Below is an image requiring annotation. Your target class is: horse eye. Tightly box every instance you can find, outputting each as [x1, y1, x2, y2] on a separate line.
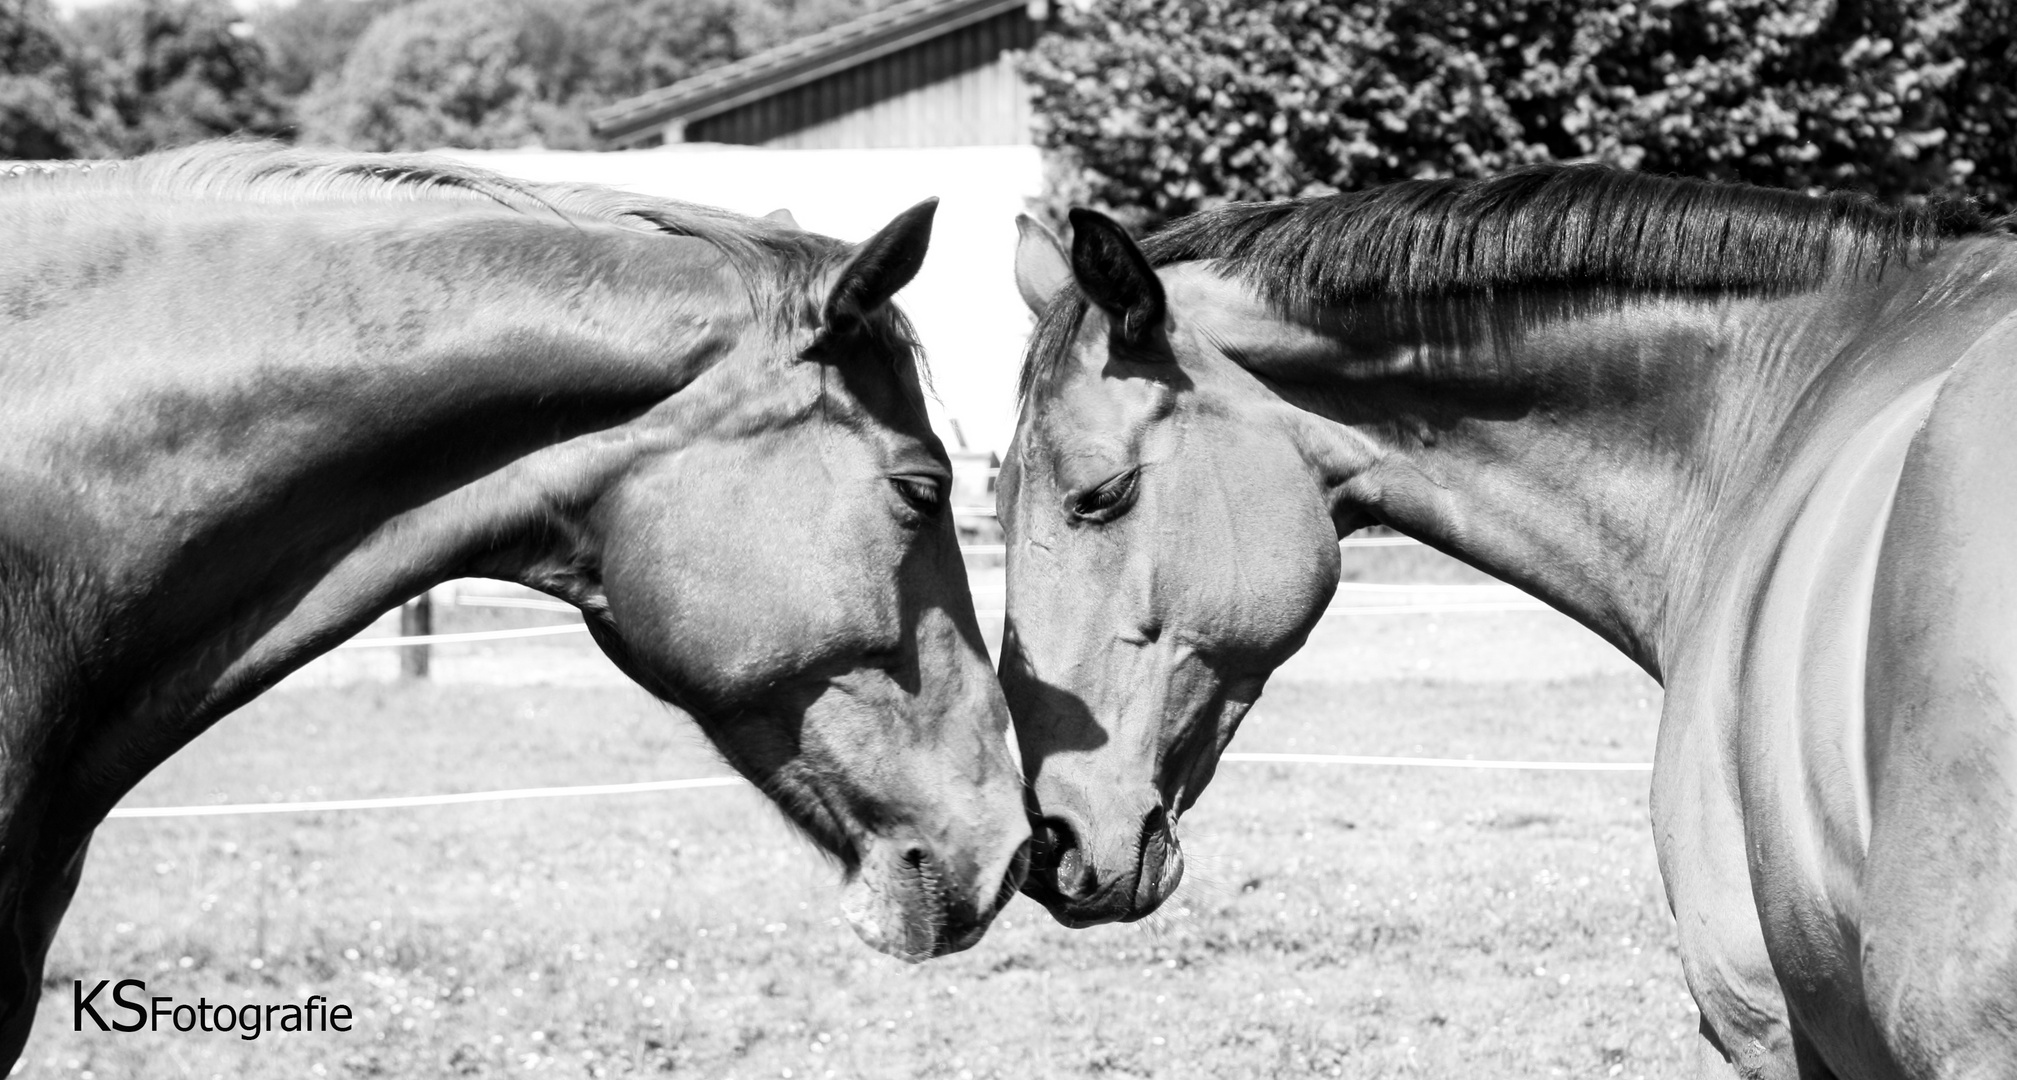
[1071, 468, 1139, 522]
[892, 476, 944, 513]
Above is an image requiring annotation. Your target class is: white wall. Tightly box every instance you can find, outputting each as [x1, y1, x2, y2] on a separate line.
[441, 144, 1044, 457]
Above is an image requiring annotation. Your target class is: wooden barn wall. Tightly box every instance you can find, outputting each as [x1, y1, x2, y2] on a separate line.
[686, 9, 1039, 148]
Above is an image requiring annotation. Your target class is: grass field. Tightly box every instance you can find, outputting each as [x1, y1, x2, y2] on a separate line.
[22, 549, 1697, 1079]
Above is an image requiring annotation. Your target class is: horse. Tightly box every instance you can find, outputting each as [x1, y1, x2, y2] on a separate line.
[0, 140, 1031, 1066]
[999, 166, 2017, 1079]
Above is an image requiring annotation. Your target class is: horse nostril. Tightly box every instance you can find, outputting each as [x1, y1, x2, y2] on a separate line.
[1056, 845, 1086, 895]
[1031, 817, 1095, 899]
[1030, 817, 1069, 869]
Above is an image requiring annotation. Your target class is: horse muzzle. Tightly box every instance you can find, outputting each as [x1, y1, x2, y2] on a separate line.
[1022, 804, 1185, 927]
[840, 834, 1031, 961]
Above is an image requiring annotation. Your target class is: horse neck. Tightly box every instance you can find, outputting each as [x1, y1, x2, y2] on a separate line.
[1284, 253, 2006, 679]
[8, 208, 766, 720]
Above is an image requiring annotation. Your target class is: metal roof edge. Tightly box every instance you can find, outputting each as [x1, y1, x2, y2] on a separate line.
[590, 0, 1032, 141]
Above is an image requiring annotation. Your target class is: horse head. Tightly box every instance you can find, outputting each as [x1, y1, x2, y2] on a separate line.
[997, 211, 1343, 926]
[569, 201, 1030, 958]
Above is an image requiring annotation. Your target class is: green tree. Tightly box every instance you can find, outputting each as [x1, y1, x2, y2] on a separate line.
[1023, 0, 2016, 230]
[569, 0, 743, 106]
[0, 0, 110, 158]
[251, 0, 415, 101]
[732, 0, 901, 54]
[565, 0, 904, 117]
[297, 0, 580, 150]
[73, 0, 288, 154]
[292, 0, 905, 151]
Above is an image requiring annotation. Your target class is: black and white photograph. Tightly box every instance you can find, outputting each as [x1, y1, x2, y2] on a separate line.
[2, 0, 2014, 1075]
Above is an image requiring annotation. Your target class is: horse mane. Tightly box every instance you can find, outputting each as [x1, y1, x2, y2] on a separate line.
[4, 140, 852, 320]
[1146, 164, 1990, 306]
[1021, 165, 1995, 401]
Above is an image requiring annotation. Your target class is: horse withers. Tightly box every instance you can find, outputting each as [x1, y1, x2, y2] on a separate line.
[1001, 169, 2017, 1078]
[0, 143, 1029, 1065]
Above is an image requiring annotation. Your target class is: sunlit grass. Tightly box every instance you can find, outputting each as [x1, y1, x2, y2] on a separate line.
[20, 657, 1700, 1079]
[25, 545, 1685, 1078]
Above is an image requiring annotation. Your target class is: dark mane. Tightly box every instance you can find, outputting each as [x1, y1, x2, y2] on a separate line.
[1148, 164, 1987, 306]
[1021, 165, 1993, 401]
[5, 140, 853, 327]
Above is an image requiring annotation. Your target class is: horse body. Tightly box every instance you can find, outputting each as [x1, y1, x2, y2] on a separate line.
[0, 143, 1029, 1067]
[1003, 169, 2017, 1077]
[1646, 249, 2017, 1079]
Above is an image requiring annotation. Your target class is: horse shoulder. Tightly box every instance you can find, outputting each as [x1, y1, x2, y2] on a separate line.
[1826, 309, 2017, 1071]
[1865, 310, 2017, 777]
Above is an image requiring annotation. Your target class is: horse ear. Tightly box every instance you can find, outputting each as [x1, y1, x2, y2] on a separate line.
[1067, 208, 1165, 347]
[1014, 213, 1071, 315]
[822, 198, 937, 332]
[763, 208, 800, 228]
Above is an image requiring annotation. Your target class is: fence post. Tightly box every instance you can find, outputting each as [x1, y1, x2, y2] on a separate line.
[400, 593, 432, 679]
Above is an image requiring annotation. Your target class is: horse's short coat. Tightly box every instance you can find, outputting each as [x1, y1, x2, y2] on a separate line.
[1003, 166, 2017, 1078]
[0, 142, 1029, 1068]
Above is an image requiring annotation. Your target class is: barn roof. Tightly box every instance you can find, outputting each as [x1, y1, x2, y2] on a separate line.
[589, 0, 1036, 144]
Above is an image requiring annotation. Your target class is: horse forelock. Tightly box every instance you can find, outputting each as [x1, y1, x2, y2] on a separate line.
[1017, 166, 2001, 400]
[1016, 286, 1091, 408]
[865, 302, 930, 388]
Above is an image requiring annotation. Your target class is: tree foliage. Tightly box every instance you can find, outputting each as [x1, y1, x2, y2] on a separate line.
[72, 0, 288, 154]
[5, 0, 901, 159]
[564, 0, 895, 108]
[252, 0, 414, 101]
[295, 0, 899, 151]
[1023, 0, 2017, 229]
[568, 0, 744, 107]
[1943, 0, 2015, 213]
[0, 0, 110, 158]
[296, 0, 581, 150]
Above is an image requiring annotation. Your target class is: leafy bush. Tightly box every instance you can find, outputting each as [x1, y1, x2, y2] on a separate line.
[1944, 0, 2015, 213]
[1022, 0, 2017, 230]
